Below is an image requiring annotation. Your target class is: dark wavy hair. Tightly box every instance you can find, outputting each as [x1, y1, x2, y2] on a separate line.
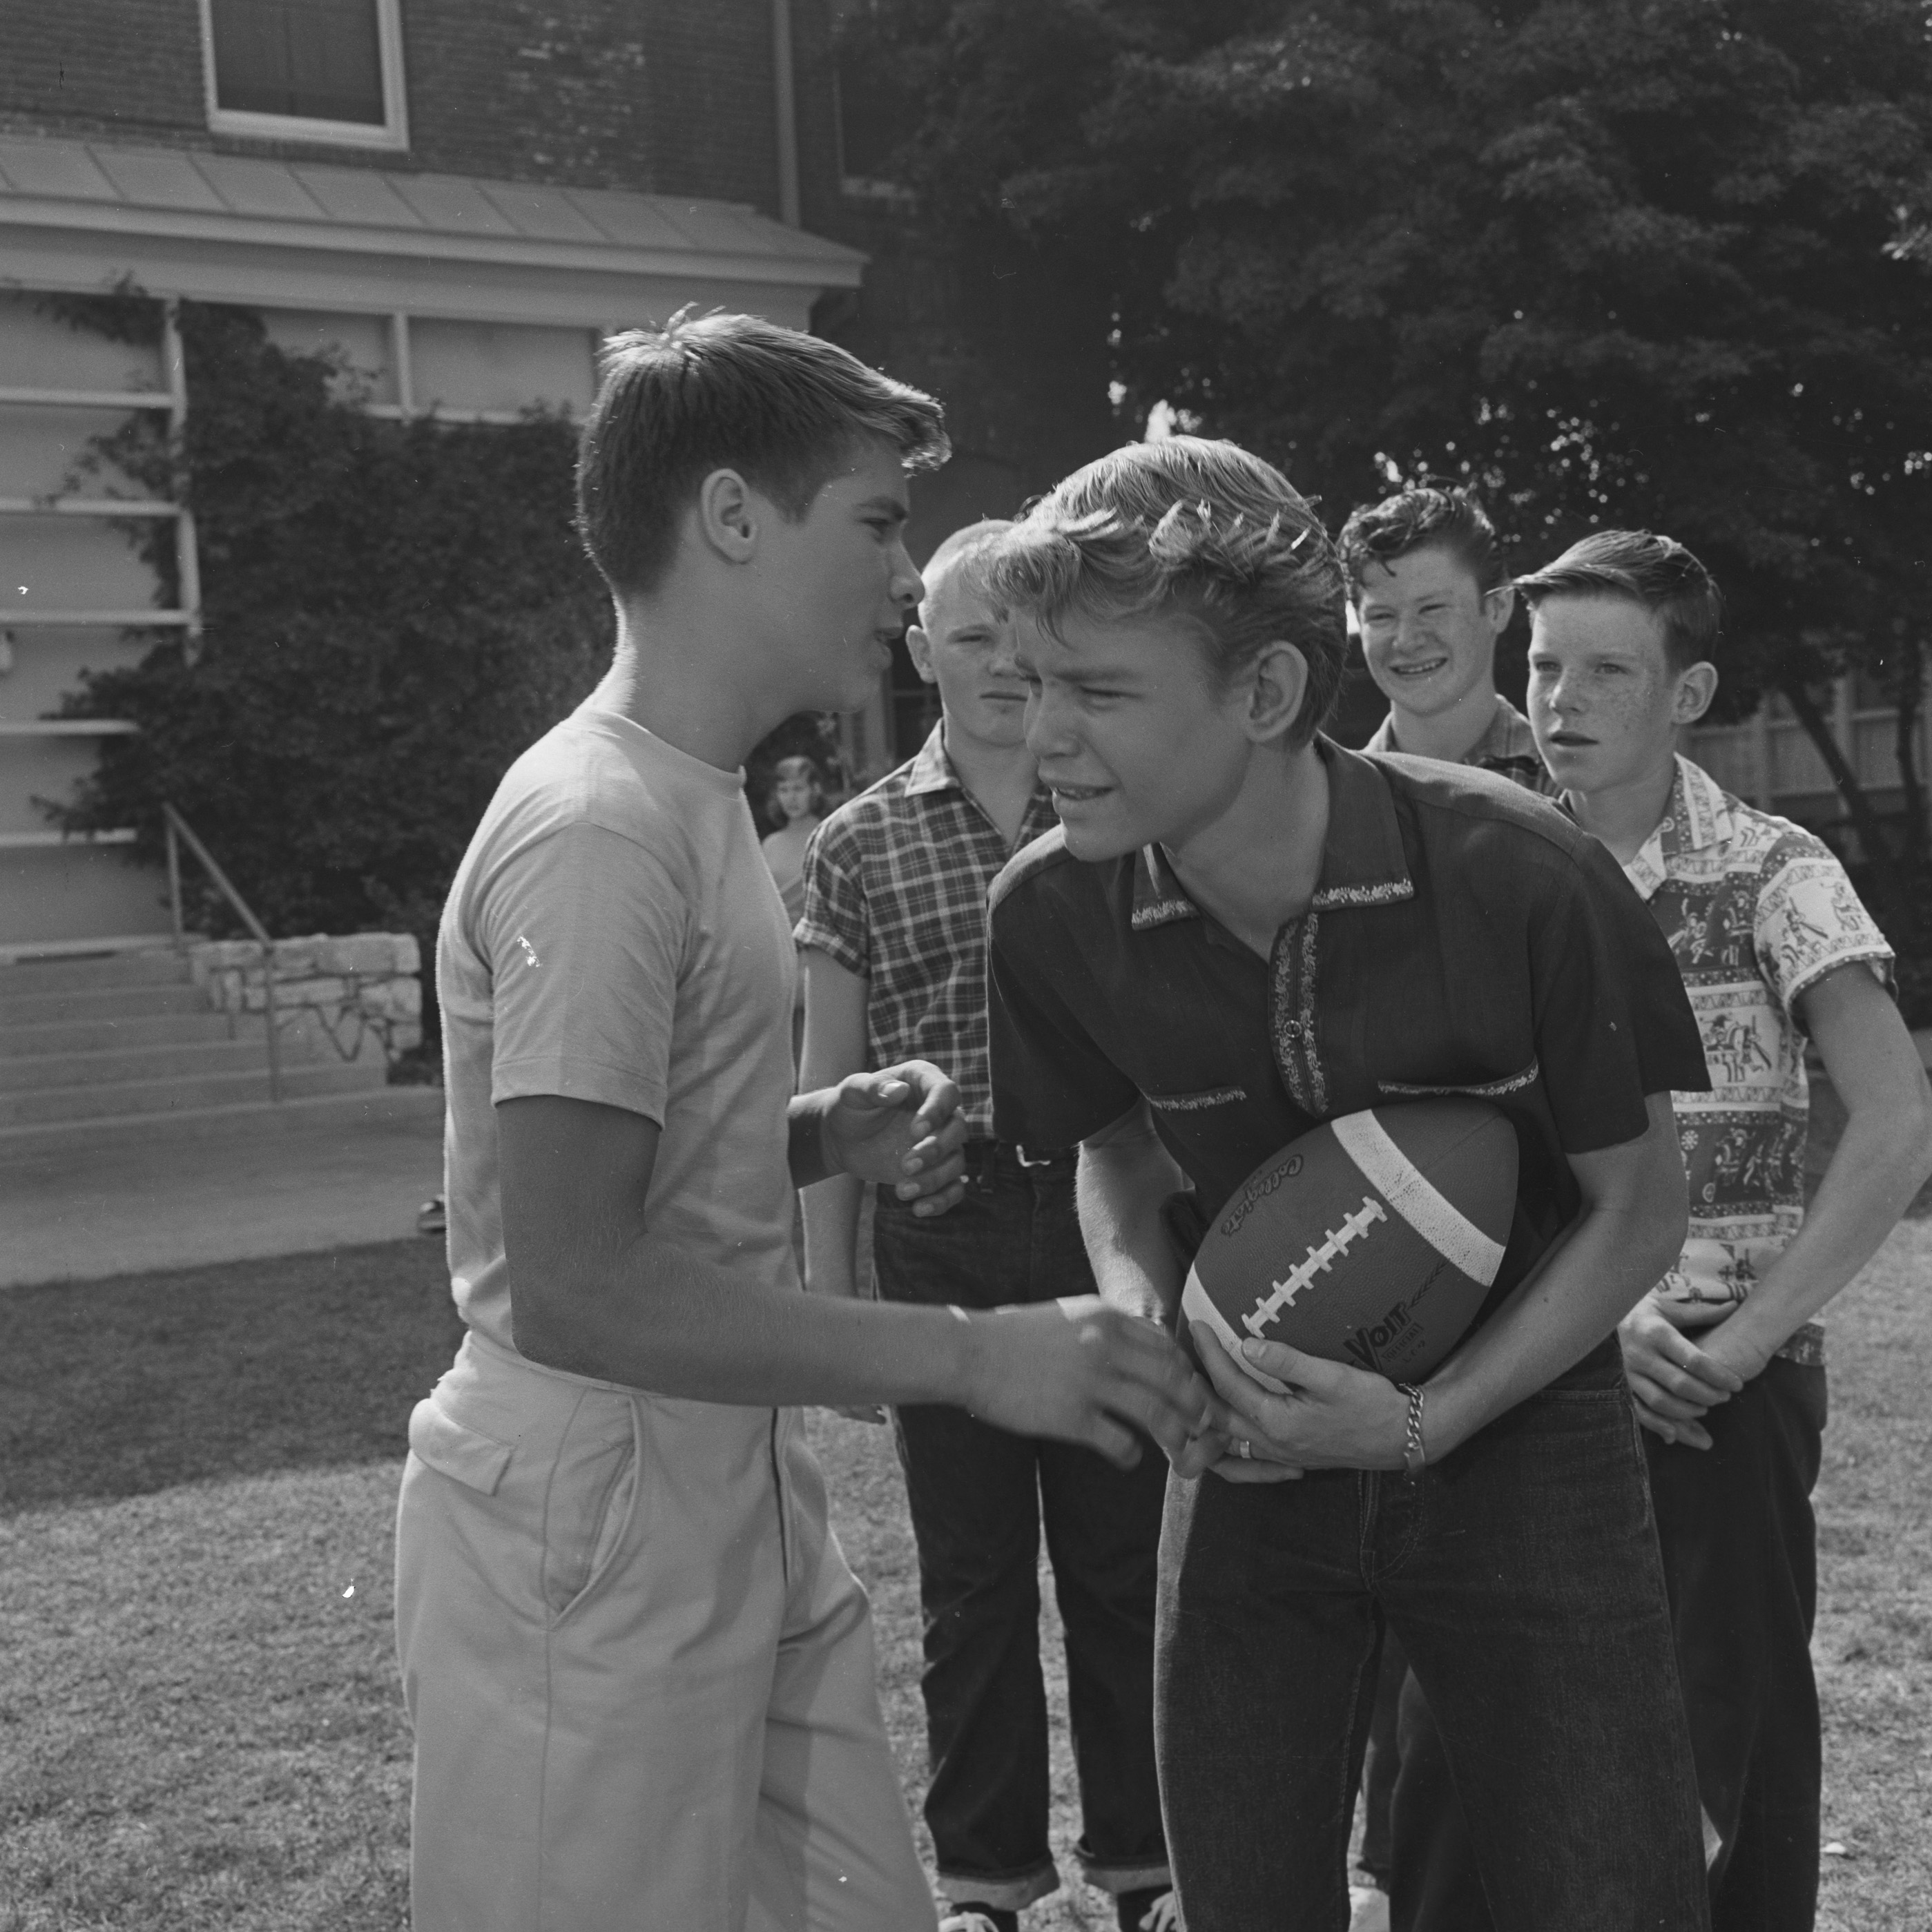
[1337, 483, 1506, 598]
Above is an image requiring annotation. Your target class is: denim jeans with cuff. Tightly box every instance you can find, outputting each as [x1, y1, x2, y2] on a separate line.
[1156, 1342, 1710, 1932]
[873, 1143, 1170, 1913]
[1389, 1355, 1826, 1932]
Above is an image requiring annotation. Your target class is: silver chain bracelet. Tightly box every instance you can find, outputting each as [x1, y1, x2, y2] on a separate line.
[1395, 1382, 1428, 1480]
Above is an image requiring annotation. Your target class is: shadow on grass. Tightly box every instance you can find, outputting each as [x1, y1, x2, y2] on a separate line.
[0, 1240, 463, 1516]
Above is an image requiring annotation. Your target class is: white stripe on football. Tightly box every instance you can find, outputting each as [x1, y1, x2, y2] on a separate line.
[1184, 1099, 1518, 1385]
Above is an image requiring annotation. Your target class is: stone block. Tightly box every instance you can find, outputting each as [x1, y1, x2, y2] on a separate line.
[279, 975, 348, 1010]
[327, 933, 407, 976]
[362, 977, 423, 1020]
[193, 939, 262, 973]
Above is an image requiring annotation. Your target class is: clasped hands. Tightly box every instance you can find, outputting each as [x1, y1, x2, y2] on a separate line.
[1619, 1290, 1763, 1449]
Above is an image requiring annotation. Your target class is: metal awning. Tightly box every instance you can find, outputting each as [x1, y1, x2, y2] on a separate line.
[0, 137, 864, 329]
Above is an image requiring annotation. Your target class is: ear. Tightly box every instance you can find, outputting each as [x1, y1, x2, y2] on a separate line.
[905, 625, 939, 685]
[1483, 583, 1516, 635]
[1673, 661, 1719, 727]
[1244, 641, 1311, 745]
[693, 468, 760, 563]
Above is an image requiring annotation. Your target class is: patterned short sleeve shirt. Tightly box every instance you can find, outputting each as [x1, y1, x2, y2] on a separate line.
[1623, 757, 1893, 1348]
[795, 723, 1059, 1139]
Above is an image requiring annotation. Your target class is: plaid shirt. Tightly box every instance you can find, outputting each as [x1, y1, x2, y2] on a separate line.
[796, 724, 1059, 1138]
[1621, 757, 1893, 1363]
[1364, 695, 1554, 793]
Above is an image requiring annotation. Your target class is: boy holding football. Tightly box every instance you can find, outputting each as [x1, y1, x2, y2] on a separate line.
[1391, 531, 1932, 1932]
[796, 520, 1175, 1932]
[394, 315, 1213, 1932]
[1340, 483, 1549, 793]
[983, 436, 1714, 1931]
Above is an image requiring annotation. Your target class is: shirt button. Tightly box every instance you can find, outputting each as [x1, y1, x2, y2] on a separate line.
[1282, 1020, 1305, 1041]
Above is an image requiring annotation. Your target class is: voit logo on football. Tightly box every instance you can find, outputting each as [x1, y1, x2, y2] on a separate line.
[1342, 1295, 1424, 1374]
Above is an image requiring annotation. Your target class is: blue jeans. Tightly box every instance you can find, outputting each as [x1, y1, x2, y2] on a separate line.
[1391, 1357, 1826, 1932]
[1155, 1344, 1710, 1932]
[873, 1146, 1170, 1912]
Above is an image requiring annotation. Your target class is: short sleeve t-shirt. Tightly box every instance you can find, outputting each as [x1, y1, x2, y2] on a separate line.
[437, 705, 800, 1354]
[987, 741, 1710, 1332]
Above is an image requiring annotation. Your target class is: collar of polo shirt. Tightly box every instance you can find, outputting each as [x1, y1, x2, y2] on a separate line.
[1129, 737, 1418, 933]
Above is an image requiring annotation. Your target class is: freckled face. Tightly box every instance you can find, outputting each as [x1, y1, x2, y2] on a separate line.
[1527, 595, 1683, 794]
[1017, 609, 1254, 861]
[1354, 546, 1509, 719]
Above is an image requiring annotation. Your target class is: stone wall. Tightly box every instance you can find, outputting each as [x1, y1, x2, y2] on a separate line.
[189, 933, 421, 1070]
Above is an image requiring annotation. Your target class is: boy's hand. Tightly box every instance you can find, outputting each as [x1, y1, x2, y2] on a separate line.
[958, 1297, 1216, 1471]
[820, 1061, 968, 1215]
[1618, 1293, 1746, 1449]
[1191, 1325, 1407, 1474]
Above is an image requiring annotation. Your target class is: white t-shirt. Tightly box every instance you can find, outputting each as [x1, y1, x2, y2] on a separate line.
[437, 704, 800, 1356]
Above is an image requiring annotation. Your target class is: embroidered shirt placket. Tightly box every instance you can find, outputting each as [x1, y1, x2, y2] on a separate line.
[1269, 914, 1328, 1116]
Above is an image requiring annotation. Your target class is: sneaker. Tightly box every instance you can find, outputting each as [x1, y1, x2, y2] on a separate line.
[938, 1910, 1017, 1932]
[1119, 1888, 1180, 1932]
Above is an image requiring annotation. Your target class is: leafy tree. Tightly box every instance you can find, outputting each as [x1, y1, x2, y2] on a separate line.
[50, 300, 610, 989]
[856, 0, 1932, 976]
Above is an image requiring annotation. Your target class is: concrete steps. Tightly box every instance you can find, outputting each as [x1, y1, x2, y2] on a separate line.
[0, 1034, 276, 1092]
[0, 945, 388, 1152]
[0, 1010, 244, 1057]
[0, 1057, 379, 1127]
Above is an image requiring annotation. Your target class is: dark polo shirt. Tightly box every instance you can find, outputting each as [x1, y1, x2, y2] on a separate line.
[987, 740, 1710, 1332]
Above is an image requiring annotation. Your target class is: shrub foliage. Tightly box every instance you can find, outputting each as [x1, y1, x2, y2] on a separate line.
[52, 299, 612, 954]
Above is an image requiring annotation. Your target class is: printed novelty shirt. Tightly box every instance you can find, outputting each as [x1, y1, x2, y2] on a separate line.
[1622, 757, 1893, 1355]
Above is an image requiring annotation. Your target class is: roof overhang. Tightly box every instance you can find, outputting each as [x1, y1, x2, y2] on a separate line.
[0, 138, 865, 331]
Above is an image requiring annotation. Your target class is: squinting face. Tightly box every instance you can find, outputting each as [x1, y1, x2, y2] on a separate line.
[760, 441, 925, 713]
[1017, 608, 1254, 861]
[908, 573, 1029, 751]
[1527, 595, 1683, 795]
[1354, 545, 1508, 719]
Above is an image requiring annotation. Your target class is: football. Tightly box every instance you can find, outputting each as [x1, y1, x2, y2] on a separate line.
[1180, 1099, 1517, 1389]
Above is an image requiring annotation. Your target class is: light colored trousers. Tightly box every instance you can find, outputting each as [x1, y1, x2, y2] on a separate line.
[394, 1329, 936, 1931]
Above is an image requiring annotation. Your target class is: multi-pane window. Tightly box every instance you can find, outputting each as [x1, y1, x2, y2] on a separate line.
[201, 0, 407, 148]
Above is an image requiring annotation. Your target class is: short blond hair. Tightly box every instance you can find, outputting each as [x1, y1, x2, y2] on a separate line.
[918, 518, 1014, 624]
[986, 438, 1346, 744]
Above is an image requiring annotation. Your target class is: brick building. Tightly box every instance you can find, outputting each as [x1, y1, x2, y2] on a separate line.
[0, 0, 885, 955]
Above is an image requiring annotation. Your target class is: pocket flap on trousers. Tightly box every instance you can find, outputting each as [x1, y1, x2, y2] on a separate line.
[408, 1398, 513, 1496]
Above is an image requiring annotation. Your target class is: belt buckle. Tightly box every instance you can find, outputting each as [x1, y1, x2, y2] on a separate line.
[1014, 1143, 1056, 1169]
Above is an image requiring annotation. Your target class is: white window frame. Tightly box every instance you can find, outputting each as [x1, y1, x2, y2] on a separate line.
[198, 0, 409, 152]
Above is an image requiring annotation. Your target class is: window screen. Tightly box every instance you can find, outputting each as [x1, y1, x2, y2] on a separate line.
[210, 0, 386, 125]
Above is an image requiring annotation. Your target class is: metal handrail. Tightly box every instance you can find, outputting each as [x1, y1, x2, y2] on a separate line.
[162, 802, 282, 1103]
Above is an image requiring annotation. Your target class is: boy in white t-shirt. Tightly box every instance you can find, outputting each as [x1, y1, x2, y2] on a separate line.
[394, 314, 1216, 1932]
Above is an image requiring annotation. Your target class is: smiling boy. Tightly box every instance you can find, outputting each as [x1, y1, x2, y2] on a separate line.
[797, 520, 1175, 1932]
[982, 438, 1717, 1931]
[394, 318, 1212, 1932]
[1341, 484, 1547, 790]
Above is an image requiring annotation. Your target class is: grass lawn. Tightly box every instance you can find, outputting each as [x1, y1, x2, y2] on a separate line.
[1, 1225, 1926, 1930]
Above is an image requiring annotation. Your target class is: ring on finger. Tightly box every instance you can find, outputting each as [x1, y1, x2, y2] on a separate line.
[1236, 1438, 1253, 1460]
